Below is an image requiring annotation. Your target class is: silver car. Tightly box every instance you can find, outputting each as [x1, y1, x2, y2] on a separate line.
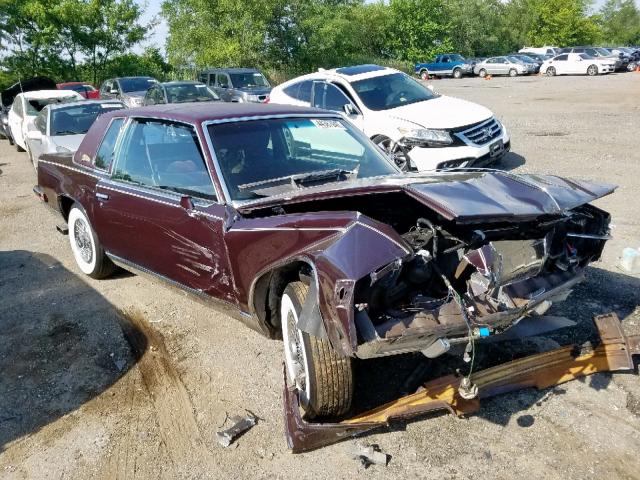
[473, 57, 529, 77]
[24, 99, 125, 169]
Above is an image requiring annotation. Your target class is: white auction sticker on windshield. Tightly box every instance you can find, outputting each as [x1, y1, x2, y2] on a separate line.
[101, 103, 121, 108]
[311, 119, 345, 129]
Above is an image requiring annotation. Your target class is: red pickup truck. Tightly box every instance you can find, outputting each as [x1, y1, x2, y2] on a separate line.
[34, 102, 614, 419]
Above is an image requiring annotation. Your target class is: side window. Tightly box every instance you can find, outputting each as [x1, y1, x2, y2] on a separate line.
[144, 88, 155, 105]
[283, 81, 312, 103]
[112, 120, 216, 201]
[94, 118, 124, 170]
[13, 98, 23, 117]
[556, 54, 568, 61]
[312, 82, 351, 112]
[217, 74, 229, 88]
[442, 56, 450, 63]
[153, 88, 165, 104]
[34, 109, 47, 133]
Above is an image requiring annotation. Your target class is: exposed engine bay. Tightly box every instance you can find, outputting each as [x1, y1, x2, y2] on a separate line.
[352, 203, 611, 359]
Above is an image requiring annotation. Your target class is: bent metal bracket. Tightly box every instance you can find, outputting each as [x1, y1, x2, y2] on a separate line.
[283, 313, 640, 453]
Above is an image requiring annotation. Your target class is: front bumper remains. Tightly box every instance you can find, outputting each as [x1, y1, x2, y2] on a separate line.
[283, 313, 639, 453]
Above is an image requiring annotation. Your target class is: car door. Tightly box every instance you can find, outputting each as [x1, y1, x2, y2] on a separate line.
[495, 57, 509, 75]
[8, 96, 24, 146]
[553, 54, 569, 74]
[93, 117, 235, 302]
[100, 80, 115, 100]
[215, 74, 232, 102]
[311, 81, 365, 131]
[26, 107, 48, 161]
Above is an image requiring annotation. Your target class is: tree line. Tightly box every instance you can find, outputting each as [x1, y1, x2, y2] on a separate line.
[1, 0, 639, 89]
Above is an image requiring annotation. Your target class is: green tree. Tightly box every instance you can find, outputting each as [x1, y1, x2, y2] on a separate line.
[444, 0, 506, 56]
[386, 0, 452, 62]
[0, 0, 151, 84]
[598, 0, 640, 45]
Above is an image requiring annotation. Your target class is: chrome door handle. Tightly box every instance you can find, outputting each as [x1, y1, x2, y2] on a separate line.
[96, 192, 110, 201]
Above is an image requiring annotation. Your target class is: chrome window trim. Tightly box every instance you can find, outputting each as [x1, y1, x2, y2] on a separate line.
[83, 115, 127, 173]
[100, 180, 222, 216]
[201, 112, 344, 205]
[107, 115, 222, 203]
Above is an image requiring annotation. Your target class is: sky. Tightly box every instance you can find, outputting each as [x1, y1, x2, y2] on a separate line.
[134, 0, 168, 54]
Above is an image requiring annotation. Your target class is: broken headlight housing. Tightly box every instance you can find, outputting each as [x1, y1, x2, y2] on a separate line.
[398, 127, 452, 147]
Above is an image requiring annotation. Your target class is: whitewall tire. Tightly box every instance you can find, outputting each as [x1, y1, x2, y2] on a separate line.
[68, 204, 115, 279]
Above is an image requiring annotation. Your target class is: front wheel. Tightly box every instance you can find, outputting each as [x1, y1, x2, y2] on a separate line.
[509, 68, 518, 77]
[587, 64, 598, 76]
[546, 66, 556, 76]
[419, 69, 429, 80]
[281, 281, 353, 418]
[16, 141, 25, 152]
[68, 204, 116, 279]
[372, 135, 410, 171]
[452, 68, 462, 79]
[478, 68, 487, 78]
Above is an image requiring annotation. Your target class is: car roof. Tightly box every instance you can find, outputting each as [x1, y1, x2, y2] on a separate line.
[57, 81, 91, 86]
[201, 68, 261, 74]
[280, 65, 399, 86]
[19, 90, 81, 100]
[95, 102, 335, 124]
[48, 99, 125, 111]
[159, 81, 206, 87]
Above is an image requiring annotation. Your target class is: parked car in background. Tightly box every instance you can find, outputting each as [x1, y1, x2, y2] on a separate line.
[519, 46, 560, 56]
[269, 64, 510, 170]
[414, 54, 474, 79]
[605, 47, 638, 71]
[560, 47, 624, 71]
[24, 99, 125, 169]
[473, 57, 529, 77]
[34, 102, 614, 419]
[143, 81, 220, 106]
[198, 68, 271, 103]
[1, 77, 57, 145]
[8, 90, 83, 152]
[99, 77, 158, 107]
[57, 82, 100, 99]
[509, 53, 542, 72]
[542, 53, 615, 76]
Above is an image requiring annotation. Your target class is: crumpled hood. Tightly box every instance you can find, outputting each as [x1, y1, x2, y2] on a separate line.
[385, 95, 493, 129]
[238, 171, 616, 223]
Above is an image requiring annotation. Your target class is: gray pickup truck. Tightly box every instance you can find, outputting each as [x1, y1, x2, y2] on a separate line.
[198, 68, 271, 103]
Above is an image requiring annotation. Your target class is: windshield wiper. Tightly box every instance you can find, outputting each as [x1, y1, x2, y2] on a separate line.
[237, 167, 359, 195]
[54, 130, 83, 136]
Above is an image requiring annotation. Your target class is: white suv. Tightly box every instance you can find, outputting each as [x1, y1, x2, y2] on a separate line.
[268, 64, 510, 171]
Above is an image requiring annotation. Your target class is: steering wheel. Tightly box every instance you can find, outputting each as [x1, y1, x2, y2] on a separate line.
[388, 90, 410, 104]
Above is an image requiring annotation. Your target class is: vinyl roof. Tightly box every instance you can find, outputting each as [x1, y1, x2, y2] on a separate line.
[97, 102, 333, 124]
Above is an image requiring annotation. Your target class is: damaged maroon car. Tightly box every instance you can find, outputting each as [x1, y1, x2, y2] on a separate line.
[34, 103, 614, 418]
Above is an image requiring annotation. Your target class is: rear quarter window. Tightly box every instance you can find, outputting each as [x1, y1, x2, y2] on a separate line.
[94, 118, 124, 170]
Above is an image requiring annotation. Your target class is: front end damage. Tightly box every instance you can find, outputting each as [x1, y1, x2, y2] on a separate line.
[284, 313, 640, 452]
[351, 203, 611, 359]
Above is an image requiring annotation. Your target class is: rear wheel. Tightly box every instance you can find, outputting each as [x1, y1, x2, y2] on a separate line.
[419, 69, 429, 80]
[587, 64, 598, 76]
[281, 281, 353, 418]
[16, 141, 24, 152]
[68, 204, 116, 279]
[546, 66, 556, 76]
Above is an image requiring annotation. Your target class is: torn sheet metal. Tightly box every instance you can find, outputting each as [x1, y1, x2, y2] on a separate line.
[284, 313, 639, 453]
[216, 413, 257, 447]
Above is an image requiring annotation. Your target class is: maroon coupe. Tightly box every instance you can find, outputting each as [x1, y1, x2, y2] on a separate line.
[35, 103, 614, 418]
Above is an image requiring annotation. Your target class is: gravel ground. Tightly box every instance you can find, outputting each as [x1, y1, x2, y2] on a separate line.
[1, 73, 639, 480]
